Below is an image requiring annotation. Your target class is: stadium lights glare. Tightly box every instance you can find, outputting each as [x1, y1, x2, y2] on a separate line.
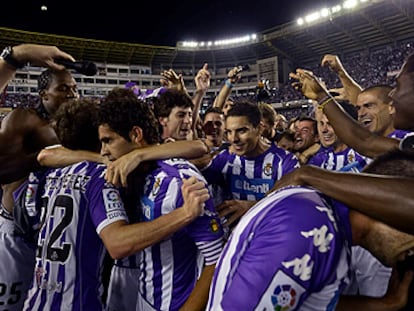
[178, 34, 258, 50]
[297, 0, 371, 26]
[343, 0, 358, 9]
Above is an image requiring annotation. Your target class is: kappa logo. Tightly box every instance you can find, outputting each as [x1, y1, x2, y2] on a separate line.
[301, 225, 334, 253]
[282, 254, 313, 281]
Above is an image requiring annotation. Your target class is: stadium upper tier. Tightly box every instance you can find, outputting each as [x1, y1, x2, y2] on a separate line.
[0, 0, 413, 69]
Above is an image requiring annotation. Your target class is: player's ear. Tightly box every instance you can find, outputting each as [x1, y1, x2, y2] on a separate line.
[159, 116, 168, 127]
[130, 126, 143, 143]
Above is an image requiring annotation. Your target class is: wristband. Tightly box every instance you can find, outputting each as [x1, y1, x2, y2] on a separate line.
[0, 46, 25, 69]
[225, 79, 234, 89]
[317, 96, 334, 111]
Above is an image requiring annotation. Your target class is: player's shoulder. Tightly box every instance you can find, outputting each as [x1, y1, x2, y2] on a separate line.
[2, 107, 45, 129]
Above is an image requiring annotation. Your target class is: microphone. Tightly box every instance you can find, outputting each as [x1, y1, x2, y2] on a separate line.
[235, 64, 250, 74]
[55, 59, 98, 76]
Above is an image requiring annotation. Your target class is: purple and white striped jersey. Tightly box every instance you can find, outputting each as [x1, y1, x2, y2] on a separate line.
[387, 129, 412, 140]
[23, 161, 128, 311]
[138, 158, 224, 311]
[207, 186, 352, 311]
[202, 144, 300, 201]
[308, 146, 368, 172]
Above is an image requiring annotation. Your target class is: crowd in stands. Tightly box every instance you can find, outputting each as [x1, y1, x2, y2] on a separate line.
[1, 40, 413, 125]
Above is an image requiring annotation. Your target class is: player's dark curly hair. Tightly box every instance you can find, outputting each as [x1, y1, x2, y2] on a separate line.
[53, 99, 100, 152]
[37, 69, 54, 93]
[99, 88, 160, 144]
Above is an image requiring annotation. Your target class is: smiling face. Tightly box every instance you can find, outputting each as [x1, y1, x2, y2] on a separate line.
[293, 119, 318, 152]
[356, 90, 394, 137]
[224, 115, 261, 157]
[315, 110, 338, 148]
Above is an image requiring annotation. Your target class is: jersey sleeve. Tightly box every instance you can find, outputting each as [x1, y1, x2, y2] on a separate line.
[281, 150, 301, 175]
[201, 149, 229, 186]
[86, 167, 128, 234]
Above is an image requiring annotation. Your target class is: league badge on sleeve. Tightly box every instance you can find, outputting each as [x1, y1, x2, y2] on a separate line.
[255, 270, 305, 311]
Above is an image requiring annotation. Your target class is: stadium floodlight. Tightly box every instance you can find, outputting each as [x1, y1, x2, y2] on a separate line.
[343, 0, 358, 9]
[182, 41, 198, 48]
[178, 34, 258, 50]
[320, 8, 330, 17]
[305, 12, 321, 23]
[331, 5, 342, 13]
[296, 0, 375, 27]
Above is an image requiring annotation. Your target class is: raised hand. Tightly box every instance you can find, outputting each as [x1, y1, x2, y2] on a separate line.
[194, 63, 210, 92]
[227, 66, 242, 83]
[13, 44, 75, 71]
[321, 54, 346, 73]
[105, 149, 143, 187]
[161, 68, 186, 93]
[289, 68, 329, 101]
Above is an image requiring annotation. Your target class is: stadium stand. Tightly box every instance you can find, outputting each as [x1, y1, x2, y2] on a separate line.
[0, 0, 413, 122]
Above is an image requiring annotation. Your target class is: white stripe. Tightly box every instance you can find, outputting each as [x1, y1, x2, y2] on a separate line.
[160, 240, 174, 310]
[245, 159, 254, 179]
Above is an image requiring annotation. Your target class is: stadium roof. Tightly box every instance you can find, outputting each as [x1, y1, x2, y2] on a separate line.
[0, 0, 413, 68]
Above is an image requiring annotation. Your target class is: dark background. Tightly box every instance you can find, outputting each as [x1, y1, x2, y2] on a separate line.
[3, 0, 333, 45]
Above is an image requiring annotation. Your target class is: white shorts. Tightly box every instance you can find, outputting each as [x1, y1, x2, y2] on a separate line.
[0, 214, 36, 311]
[106, 265, 140, 311]
[136, 293, 157, 311]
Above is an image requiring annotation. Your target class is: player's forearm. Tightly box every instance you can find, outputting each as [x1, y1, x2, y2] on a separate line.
[104, 208, 195, 259]
[299, 166, 414, 235]
[37, 146, 104, 167]
[138, 140, 208, 162]
[180, 265, 216, 311]
[337, 70, 363, 105]
[0, 60, 17, 93]
[213, 84, 232, 109]
[192, 89, 205, 121]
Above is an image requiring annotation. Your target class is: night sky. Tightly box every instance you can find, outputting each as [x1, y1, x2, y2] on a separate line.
[3, 0, 335, 46]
